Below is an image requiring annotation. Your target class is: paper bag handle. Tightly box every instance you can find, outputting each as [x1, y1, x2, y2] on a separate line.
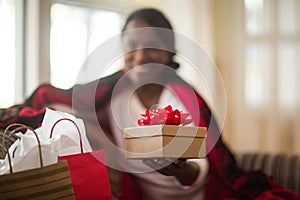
[2, 123, 43, 173]
[50, 118, 84, 154]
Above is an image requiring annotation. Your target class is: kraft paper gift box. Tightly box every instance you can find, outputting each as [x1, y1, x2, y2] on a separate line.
[124, 125, 207, 159]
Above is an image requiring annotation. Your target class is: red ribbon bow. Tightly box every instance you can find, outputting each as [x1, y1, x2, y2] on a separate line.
[138, 105, 193, 126]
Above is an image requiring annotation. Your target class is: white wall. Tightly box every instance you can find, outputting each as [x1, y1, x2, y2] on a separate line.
[152, 0, 214, 57]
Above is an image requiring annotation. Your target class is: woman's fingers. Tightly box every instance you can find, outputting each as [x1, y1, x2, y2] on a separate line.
[143, 158, 187, 176]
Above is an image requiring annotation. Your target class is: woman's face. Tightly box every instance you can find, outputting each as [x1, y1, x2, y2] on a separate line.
[122, 19, 170, 84]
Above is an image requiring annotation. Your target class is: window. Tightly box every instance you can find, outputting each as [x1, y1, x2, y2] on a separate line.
[50, 3, 123, 89]
[0, 0, 16, 107]
[244, 0, 300, 110]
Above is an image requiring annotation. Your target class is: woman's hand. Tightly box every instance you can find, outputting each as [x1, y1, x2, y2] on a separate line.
[143, 158, 199, 186]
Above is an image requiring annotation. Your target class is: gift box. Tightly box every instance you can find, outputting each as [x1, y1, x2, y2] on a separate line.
[124, 125, 207, 159]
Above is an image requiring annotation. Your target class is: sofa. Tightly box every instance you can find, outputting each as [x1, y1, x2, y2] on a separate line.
[235, 152, 300, 196]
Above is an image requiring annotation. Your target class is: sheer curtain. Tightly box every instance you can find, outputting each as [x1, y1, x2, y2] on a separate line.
[215, 0, 300, 155]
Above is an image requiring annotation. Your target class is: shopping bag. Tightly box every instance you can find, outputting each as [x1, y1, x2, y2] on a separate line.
[40, 108, 92, 156]
[0, 123, 75, 200]
[51, 118, 112, 200]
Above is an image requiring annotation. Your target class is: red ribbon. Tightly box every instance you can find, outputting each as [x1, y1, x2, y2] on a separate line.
[138, 105, 192, 126]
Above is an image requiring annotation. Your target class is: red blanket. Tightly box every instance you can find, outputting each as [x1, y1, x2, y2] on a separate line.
[0, 71, 298, 199]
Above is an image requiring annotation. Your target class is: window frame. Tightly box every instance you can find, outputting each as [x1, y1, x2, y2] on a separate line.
[24, 0, 153, 97]
[244, 0, 300, 109]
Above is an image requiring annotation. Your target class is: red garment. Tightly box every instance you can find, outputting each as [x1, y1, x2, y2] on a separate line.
[0, 70, 298, 200]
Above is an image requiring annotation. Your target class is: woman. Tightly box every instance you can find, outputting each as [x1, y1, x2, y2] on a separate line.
[106, 8, 209, 199]
[0, 8, 298, 200]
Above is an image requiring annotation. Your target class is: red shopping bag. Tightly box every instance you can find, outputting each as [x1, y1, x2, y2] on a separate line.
[50, 118, 112, 200]
[60, 150, 111, 200]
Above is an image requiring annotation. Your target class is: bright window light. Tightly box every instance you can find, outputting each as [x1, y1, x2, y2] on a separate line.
[0, 0, 16, 107]
[50, 3, 123, 89]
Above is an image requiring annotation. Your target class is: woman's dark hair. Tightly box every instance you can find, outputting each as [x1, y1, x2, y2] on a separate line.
[122, 8, 179, 69]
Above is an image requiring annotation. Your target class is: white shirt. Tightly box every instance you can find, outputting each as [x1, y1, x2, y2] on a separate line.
[109, 87, 208, 200]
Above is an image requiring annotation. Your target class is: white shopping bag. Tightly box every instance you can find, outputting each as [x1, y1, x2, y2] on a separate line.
[0, 108, 92, 175]
[0, 125, 58, 175]
[39, 108, 92, 156]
